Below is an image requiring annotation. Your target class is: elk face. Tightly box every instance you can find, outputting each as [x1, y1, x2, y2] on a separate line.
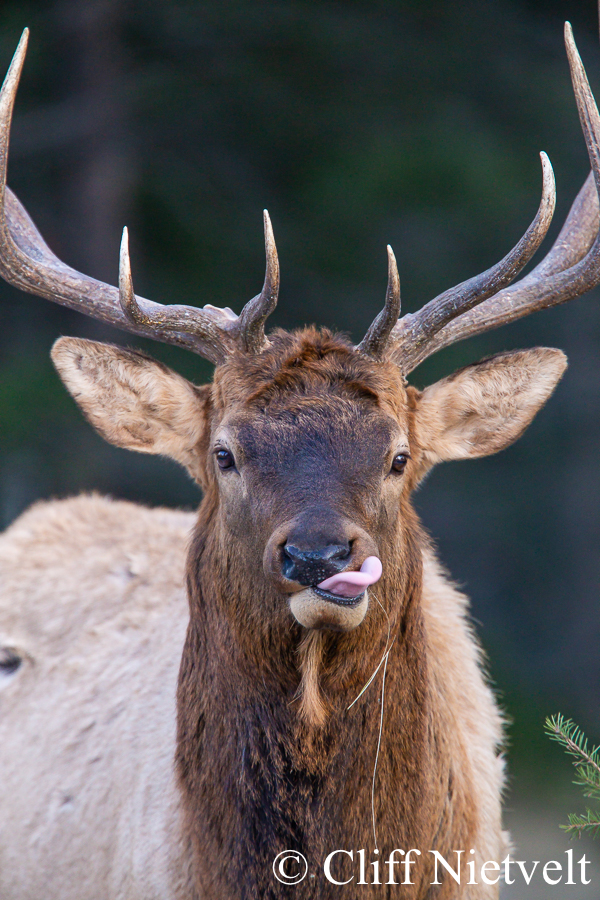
[51, 330, 566, 633]
[207, 333, 412, 632]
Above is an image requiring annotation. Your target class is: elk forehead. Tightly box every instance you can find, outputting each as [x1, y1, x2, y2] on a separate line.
[210, 330, 413, 502]
[211, 329, 410, 420]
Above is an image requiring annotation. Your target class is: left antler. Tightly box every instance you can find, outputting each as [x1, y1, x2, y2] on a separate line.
[360, 23, 600, 374]
[0, 29, 279, 365]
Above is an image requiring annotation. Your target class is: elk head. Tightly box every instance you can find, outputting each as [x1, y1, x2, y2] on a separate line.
[0, 25, 598, 638]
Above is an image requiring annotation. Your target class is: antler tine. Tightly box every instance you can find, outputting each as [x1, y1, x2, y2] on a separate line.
[0, 32, 273, 367]
[119, 227, 138, 320]
[388, 152, 556, 372]
[117, 226, 243, 363]
[0, 29, 28, 189]
[238, 210, 280, 354]
[390, 22, 600, 375]
[357, 245, 401, 358]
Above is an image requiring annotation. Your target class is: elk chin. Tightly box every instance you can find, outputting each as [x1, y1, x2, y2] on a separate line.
[289, 588, 369, 632]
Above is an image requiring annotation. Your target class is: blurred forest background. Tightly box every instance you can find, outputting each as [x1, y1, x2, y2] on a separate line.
[0, 0, 599, 891]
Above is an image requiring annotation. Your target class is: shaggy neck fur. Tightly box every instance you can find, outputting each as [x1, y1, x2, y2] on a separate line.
[176, 496, 475, 900]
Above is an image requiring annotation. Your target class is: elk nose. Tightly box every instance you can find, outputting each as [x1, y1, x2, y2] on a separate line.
[281, 542, 351, 586]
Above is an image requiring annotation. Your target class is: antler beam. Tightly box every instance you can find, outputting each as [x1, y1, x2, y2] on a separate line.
[0, 30, 278, 365]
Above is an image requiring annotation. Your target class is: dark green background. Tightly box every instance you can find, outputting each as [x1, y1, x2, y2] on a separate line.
[1, 0, 599, 868]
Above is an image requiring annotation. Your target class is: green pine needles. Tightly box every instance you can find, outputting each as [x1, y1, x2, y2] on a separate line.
[545, 714, 600, 838]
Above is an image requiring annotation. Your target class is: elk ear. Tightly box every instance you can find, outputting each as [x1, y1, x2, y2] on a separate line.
[51, 337, 209, 481]
[415, 348, 567, 469]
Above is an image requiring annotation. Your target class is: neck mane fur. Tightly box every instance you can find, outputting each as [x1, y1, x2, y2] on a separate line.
[174, 496, 476, 899]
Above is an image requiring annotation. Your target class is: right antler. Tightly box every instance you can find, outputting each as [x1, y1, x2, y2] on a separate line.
[0, 30, 279, 365]
[380, 22, 600, 375]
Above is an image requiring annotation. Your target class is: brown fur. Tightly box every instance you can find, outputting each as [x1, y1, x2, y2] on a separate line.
[296, 630, 330, 725]
[0, 328, 567, 899]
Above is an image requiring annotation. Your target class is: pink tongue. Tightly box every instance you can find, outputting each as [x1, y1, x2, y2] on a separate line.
[317, 556, 382, 599]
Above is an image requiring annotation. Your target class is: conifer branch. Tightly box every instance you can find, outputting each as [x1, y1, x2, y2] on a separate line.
[545, 714, 600, 838]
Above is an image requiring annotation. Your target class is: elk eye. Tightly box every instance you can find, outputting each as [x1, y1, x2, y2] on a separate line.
[215, 448, 235, 470]
[391, 453, 409, 473]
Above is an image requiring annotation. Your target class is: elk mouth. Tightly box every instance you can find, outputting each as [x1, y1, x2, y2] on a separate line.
[314, 555, 382, 603]
[288, 557, 382, 631]
[310, 585, 366, 607]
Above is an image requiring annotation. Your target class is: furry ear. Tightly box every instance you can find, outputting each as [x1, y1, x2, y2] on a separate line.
[415, 348, 567, 471]
[51, 337, 210, 482]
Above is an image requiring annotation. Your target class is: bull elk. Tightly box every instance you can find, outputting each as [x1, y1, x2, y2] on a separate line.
[0, 18, 598, 900]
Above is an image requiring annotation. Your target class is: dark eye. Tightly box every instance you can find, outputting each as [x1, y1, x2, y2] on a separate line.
[215, 448, 235, 470]
[0, 647, 21, 675]
[391, 453, 409, 474]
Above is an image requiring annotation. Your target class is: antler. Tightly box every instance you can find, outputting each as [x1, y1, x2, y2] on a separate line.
[359, 22, 600, 374]
[357, 245, 401, 358]
[0, 30, 279, 365]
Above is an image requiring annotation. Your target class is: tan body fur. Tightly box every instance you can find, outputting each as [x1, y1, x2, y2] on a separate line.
[0, 496, 193, 899]
[0, 492, 505, 899]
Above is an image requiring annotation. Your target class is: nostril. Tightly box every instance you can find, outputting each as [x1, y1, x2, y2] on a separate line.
[282, 544, 304, 564]
[325, 543, 351, 562]
[281, 544, 302, 580]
